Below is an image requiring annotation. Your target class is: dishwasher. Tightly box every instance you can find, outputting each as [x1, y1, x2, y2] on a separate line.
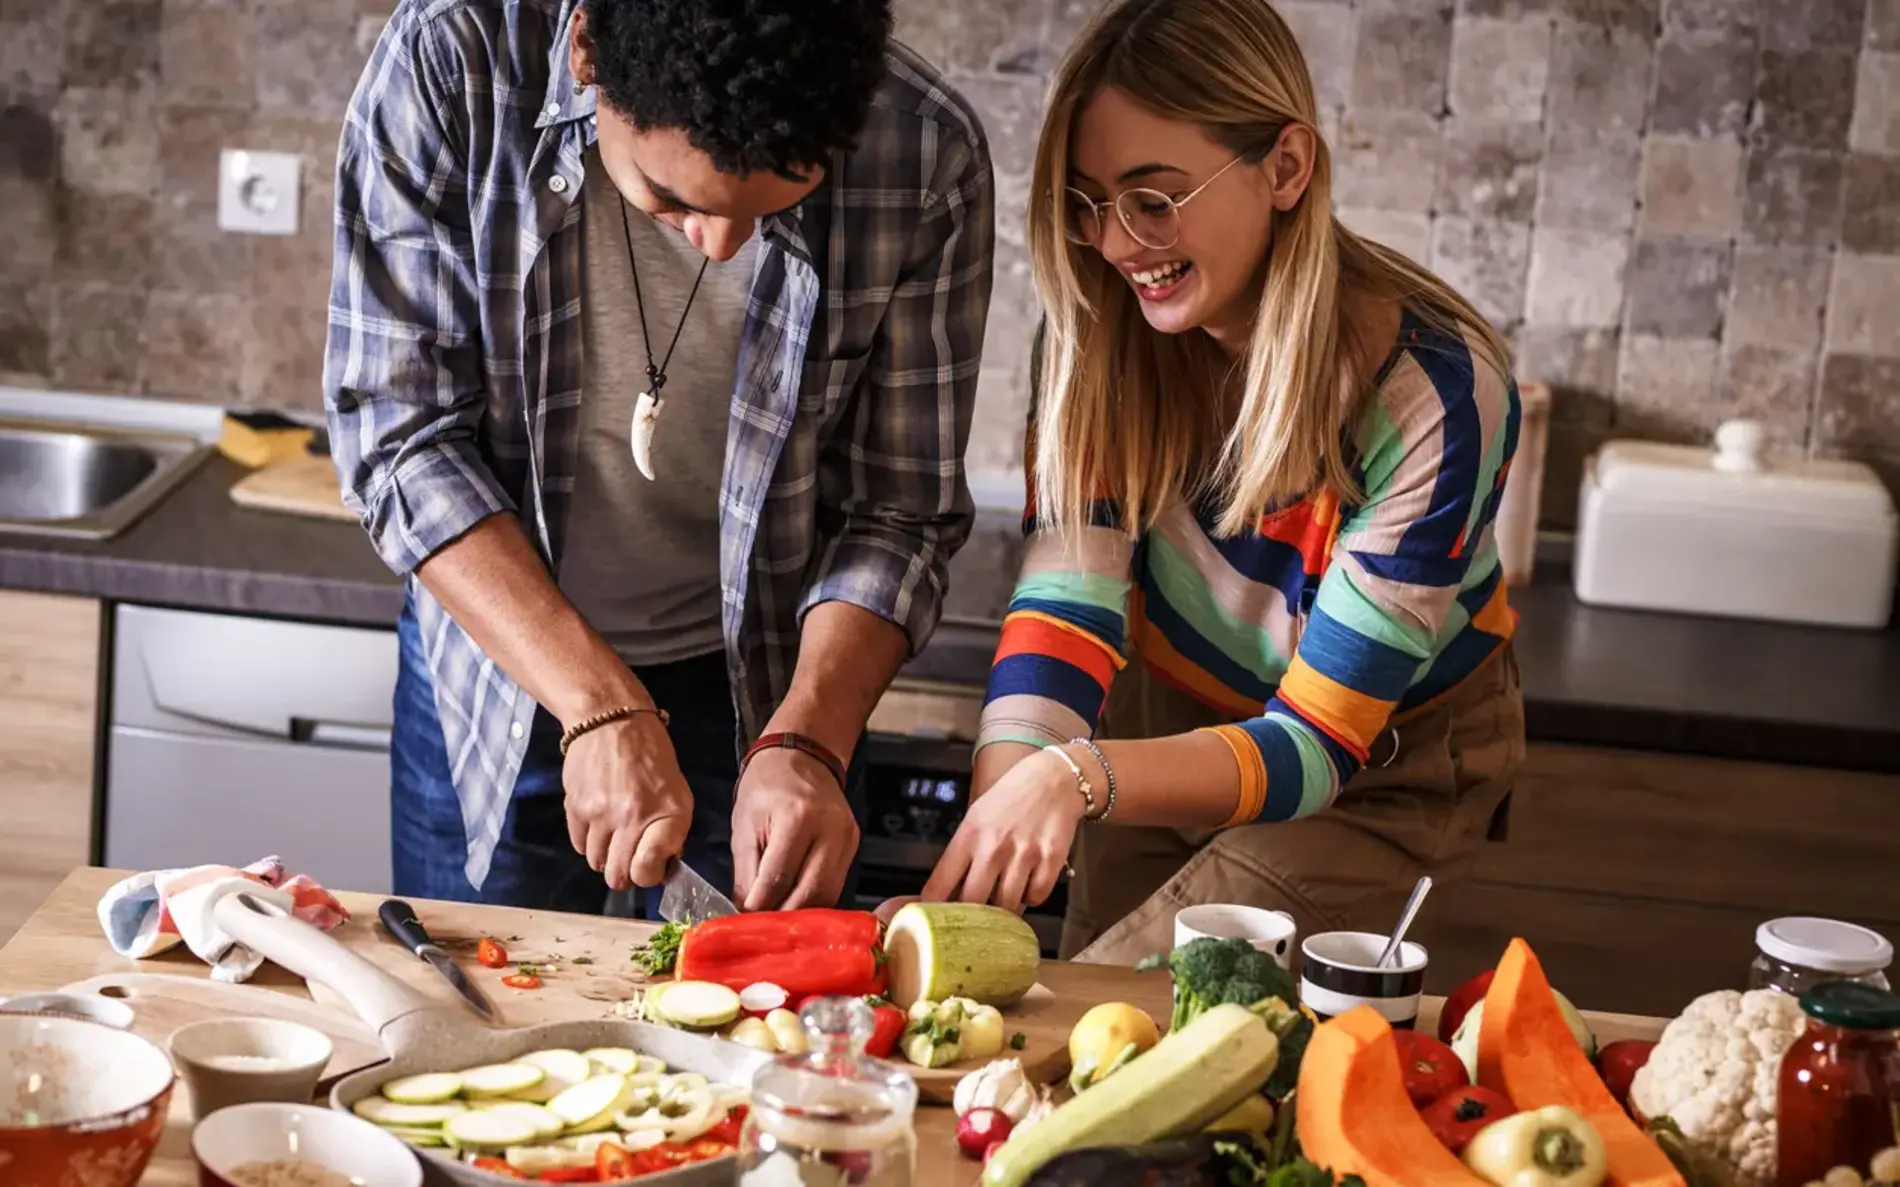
[103, 605, 400, 893]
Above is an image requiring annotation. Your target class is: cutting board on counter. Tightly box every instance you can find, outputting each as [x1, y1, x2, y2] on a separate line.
[58, 972, 386, 1083]
[298, 905, 1160, 1105]
[229, 452, 356, 523]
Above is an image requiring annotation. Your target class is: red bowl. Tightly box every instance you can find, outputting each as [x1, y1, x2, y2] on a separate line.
[0, 1013, 176, 1187]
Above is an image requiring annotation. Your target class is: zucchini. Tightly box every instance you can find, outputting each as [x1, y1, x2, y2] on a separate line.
[473, 1102, 564, 1140]
[384, 1125, 450, 1149]
[582, 1047, 652, 1075]
[517, 1049, 593, 1094]
[443, 1109, 540, 1149]
[547, 1073, 630, 1130]
[351, 1097, 468, 1127]
[380, 1072, 464, 1104]
[884, 902, 1041, 1008]
[653, 981, 741, 1029]
[458, 1062, 546, 1098]
[504, 1144, 596, 1173]
[980, 1004, 1281, 1187]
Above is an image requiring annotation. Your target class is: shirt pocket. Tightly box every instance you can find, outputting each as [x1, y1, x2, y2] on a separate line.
[798, 350, 871, 418]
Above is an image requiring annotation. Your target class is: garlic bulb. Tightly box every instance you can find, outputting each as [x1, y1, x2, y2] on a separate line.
[952, 1058, 1050, 1124]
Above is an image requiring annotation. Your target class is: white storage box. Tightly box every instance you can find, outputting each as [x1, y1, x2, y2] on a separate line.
[1574, 420, 1898, 629]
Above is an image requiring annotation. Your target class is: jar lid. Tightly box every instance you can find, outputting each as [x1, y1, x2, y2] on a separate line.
[1757, 917, 1894, 974]
[1800, 981, 1900, 1030]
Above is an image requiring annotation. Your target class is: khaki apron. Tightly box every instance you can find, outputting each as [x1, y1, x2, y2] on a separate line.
[1060, 644, 1525, 965]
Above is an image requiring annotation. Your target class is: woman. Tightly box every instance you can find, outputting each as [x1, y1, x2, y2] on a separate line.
[920, 0, 1527, 963]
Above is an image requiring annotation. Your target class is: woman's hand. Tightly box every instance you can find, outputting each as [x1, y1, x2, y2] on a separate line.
[921, 748, 1091, 915]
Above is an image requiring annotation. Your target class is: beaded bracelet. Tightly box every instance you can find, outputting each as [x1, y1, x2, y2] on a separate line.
[559, 704, 669, 756]
[1068, 736, 1117, 823]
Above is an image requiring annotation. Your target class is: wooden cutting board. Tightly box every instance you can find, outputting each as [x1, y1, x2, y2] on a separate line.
[229, 453, 357, 523]
[58, 972, 387, 1083]
[297, 906, 1165, 1105]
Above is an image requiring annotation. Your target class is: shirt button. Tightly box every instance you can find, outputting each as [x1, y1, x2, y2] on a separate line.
[549, 175, 569, 194]
[511, 721, 525, 740]
[543, 101, 560, 118]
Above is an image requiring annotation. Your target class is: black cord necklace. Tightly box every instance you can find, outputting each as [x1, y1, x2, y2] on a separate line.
[621, 198, 710, 481]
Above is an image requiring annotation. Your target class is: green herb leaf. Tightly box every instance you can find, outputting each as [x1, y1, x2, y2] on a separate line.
[1009, 1031, 1027, 1050]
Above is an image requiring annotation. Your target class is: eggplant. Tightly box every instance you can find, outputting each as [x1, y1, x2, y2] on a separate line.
[1023, 1133, 1271, 1187]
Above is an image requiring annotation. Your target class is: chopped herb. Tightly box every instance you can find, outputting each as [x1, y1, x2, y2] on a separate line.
[571, 955, 594, 965]
[1009, 1031, 1027, 1050]
[633, 919, 687, 976]
[515, 963, 546, 977]
[553, 935, 566, 943]
[505, 935, 522, 943]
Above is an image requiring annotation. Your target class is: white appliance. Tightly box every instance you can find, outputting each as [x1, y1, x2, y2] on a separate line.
[103, 605, 399, 892]
[1574, 420, 1898, 629]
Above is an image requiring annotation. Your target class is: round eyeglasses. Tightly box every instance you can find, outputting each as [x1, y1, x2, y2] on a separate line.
[1064, 154, 1247, 251]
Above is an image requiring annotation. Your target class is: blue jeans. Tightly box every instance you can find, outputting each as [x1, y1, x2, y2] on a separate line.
[390, 596, 867, 916]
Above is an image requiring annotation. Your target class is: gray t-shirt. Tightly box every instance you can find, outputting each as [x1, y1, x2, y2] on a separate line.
[559, 147, 758, 666]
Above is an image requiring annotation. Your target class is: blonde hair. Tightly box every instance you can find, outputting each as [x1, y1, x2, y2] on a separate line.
[1028, 0, 1513, 538]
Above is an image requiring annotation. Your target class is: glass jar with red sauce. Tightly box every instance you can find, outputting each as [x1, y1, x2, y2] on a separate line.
[1777, 980, 1900, 1186]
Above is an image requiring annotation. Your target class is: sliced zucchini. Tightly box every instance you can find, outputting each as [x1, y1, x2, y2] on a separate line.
[384, 1125, 450, 1148]
[653, 981, 742, 1029]
[443, 1109, 540, 1149]
[380, 1072, 465, 1104]
[504, 1144, 596, 1173]
[473, 1102, 564, 1140]
[458, 1062, 547, 1098]
[519, 1048, 594, 1092]
[351, 1096, 468, 1127]
[582, 1046, 639, 1075]
[547, 1073, 630, 1130]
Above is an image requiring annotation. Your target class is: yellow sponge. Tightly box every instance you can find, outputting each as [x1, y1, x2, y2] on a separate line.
[219, 411, 315, 469]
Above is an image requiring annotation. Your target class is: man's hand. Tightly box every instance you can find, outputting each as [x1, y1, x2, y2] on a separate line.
[562, 713, 694, 892]
[730, 748, 859, 911]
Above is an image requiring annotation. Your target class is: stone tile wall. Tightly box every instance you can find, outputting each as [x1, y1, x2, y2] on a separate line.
[1, 0, 1896, 519]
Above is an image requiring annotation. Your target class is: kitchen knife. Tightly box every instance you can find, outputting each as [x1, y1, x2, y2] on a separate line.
[377, 899, 500, 1024]
[658, 858, 739, 923]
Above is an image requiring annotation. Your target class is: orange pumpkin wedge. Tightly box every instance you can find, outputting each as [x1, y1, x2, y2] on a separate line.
[1476, 938, 1684, 1187]
[1296, 1006, 1493, 1187]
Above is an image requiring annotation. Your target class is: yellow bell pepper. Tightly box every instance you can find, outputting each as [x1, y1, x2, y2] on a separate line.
[1462, 1105, 1608, 1187]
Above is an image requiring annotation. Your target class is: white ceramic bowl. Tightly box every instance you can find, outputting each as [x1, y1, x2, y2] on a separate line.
[170, 1018, 334, 1121]
[192, 1102, 422, 1187]
[0, 1013, 176, 1187]
[0, 991, 137, 1030]
[1174, 903, 1299, 968]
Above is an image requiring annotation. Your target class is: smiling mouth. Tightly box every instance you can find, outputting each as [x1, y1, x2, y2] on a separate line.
[1128, 259, 1194, 302]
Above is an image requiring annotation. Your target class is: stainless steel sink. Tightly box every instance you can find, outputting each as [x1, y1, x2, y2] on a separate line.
[0, 419, 212, 540]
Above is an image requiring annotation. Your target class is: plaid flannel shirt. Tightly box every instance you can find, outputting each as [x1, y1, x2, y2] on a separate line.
[324, 0, 993, 888]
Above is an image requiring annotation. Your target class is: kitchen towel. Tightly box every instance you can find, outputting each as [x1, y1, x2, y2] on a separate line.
[97, 857, 351, 983]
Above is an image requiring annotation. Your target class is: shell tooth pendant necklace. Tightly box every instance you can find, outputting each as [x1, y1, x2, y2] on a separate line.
[620, 198, 710, 481]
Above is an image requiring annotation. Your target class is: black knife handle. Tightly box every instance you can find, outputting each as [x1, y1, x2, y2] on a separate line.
[379, 899, 435, 957]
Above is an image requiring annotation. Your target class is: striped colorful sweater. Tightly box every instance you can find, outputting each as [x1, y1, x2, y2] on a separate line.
[978, 312, 1522, 824]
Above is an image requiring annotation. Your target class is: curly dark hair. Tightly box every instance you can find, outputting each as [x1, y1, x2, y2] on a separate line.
[585, 0, 894, 179]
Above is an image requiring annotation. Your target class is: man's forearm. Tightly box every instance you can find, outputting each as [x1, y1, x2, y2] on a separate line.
[413, 513, 647, 725]
[765, 601, 910, 765]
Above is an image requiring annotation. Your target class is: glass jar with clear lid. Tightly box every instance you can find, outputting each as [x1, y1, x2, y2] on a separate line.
[739, 996, 917, 1187]
[1750, 917, 1893, 998]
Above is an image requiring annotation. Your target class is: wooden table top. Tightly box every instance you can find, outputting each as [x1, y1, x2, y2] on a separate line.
[0, 867, 1668, 1186]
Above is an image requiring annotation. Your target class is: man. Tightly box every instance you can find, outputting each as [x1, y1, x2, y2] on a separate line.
[324, 0, 993, 915]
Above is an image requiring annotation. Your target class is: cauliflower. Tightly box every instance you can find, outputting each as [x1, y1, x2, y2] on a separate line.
[1628, 988, 1808, 1187]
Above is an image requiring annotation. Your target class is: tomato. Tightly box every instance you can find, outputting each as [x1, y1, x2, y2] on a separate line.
[475, 936, 509, 968]
[1596, 1039, 1657, 1110]
[469, 1156, 528, 1179]
[1437, 968, 1495, 1043]
[595, 1142, 640, 1181]
[1419, 1085, 1516, 1154]
[502, 972, 543, 990]
[865, 1003, 907, 1059]
[1393, 1030, 1467, 1107]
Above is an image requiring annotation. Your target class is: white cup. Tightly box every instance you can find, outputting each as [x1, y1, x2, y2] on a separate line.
[1173, 904, 1299, 970]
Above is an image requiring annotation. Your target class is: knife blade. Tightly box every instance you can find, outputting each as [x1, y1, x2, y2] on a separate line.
[658, 858, 739, 923]
[377, 899, 500, 1024]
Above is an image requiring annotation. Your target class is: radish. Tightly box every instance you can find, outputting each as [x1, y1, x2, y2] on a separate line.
[956, 1108, 1012, 1159]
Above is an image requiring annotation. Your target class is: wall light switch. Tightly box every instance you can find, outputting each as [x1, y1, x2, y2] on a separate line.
[217, 149, 300, 236]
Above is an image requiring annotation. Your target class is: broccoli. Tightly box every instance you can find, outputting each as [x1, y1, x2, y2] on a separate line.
[1152, 937, 1299, 1033]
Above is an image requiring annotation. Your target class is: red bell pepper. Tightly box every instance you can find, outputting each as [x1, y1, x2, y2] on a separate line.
[677, 909, 885, 1000]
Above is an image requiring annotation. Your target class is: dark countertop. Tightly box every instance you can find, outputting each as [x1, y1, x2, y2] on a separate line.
[4, 457, 1897, 772]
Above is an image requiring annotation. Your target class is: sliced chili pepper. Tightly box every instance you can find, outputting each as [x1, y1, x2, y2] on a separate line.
[469, 1156, 528, 1178]
[536, 1169, 600, 1183]
[502, 972, 542, 990]
[705, 1104, 748, 1145]
[475, 936, 509, 968]
[865, 1002, 906, 1059]
[683, 1138, 735, 1160]
[676, 909, 884, 1000]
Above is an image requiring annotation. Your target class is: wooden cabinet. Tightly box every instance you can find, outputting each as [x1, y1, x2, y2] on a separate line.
[1416, 742, 1900, 1017]
[0, 591, 100, 945]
